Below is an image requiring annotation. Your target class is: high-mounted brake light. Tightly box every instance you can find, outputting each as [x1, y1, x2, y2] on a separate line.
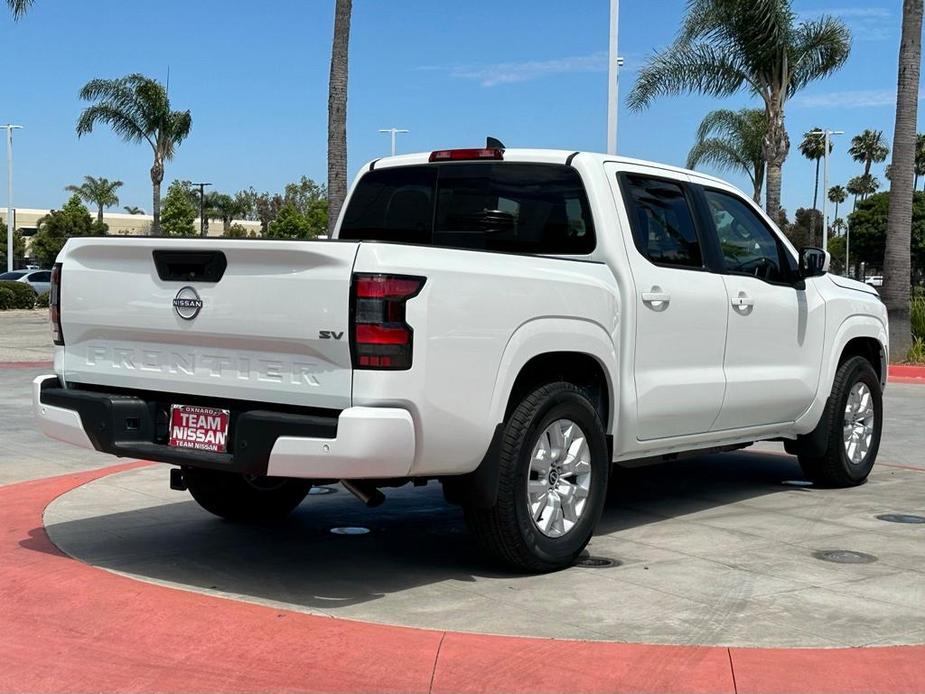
[49, 263, 64, 346]
[351, 274, 425, 370]
[429, 148, 504, 163]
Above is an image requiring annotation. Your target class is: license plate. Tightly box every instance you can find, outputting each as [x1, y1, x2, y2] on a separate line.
[168, 405, 230, 453]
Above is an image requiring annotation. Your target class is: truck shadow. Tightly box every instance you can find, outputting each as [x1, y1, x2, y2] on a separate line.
[37, 449, 807, 613]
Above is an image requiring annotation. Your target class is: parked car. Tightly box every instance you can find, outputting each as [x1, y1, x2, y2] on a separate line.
[865, 275, 883, 287]
[0, 269, 51, 295]
[33, 147, 889, 571]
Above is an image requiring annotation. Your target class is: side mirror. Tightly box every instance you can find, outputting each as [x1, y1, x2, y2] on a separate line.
[799, 247, 829, 278]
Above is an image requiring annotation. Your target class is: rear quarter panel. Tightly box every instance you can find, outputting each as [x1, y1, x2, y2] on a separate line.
[352, 242, 619, 476]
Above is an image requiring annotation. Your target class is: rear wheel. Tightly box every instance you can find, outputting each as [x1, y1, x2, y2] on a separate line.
[184, 467, 311, 522]
[798, 356, 882, 487]
[464, 382, 609, 572]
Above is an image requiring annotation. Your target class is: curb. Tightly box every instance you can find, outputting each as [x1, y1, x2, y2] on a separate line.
[889, 364, 925, 384]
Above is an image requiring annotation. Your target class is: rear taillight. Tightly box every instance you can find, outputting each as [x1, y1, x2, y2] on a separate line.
[50, 262, 64, 346]
[351, 274, 424, 370]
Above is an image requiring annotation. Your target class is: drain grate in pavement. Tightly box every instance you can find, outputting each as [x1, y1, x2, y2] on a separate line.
[575, 555, 621, 568]
[329, 526, 370, 535]
[309, 486, 337, 495]
[876, 513, 925, 524]
[812, 549, 878, 564]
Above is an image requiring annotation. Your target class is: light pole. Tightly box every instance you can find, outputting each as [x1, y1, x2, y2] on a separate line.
[379, 128, 408, 157]
[2, 124, 22, 272]
[606, 0, 624, 155]
[191, 182, 212, 236]
[808, 128, 843, 254]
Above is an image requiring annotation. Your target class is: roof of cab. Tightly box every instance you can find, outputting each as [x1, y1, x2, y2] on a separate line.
[365, 148, 728, 187]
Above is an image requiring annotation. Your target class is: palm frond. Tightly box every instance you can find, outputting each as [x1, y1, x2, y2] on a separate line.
[687, 138, 754, 182]
[7, 0, 33, 19]
[789, 16, 851, 94]
[628, 42, 753, 110]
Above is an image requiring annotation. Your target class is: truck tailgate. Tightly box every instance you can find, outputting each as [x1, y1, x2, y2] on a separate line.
[58, 238, 359, 410]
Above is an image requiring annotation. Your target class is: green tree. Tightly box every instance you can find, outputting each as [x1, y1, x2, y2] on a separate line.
[687, 108, 766, 203]
[848, 129, 890, 177]
[828, 185, 847, 233]
[76, 74, 192, 236]
[784, 207, 822, 250]
[848, 192, 925, 276]
[882, 0, 923, 359]
[203, 192, 244, 234]
[627, 0, 850, 226]
[0, 228, 25, 269]
[266, 203, 314, 239]
[65, 175, 123, 224]
[123, 205, 144, 214]
[160, 180, 197, 237]
[223, 223, 255, 238]
[916, 133, 925, 190]
[30, 195, 98, 267]
[327, 0, 352, 235]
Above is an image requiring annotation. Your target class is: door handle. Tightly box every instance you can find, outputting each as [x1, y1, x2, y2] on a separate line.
[641, 288, 671, 310]
[731, 294, 754, 309]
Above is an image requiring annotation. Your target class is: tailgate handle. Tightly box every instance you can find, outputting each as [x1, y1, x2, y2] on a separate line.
[152, 250, 227, 283]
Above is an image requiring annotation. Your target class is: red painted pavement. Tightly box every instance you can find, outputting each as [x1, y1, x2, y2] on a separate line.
[0, 359, 52, 370]
[1, 464, 924, 694]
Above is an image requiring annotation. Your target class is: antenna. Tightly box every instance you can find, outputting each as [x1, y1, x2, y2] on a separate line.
[486, 136, 505, 149]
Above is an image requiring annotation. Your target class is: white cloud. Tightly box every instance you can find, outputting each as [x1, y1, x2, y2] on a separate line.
[793, 88, 925, 108]
[797, 7, 894, 41]
[421, 52, 613, 88]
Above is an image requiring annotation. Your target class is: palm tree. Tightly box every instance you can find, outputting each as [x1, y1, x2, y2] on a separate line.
[686, 108, 766, 203]
[848, 129, 890, 177]
[882, 0, 923, 359]
[204, 192, 243, 233]
[858, 174, 880, 200]
[65, 175, 123, 224]
[828, 185, 847, 233]
[627, 0, 850, 226]
[327, 0, 352, 236]
[123, 205, 144, 215]
[799, 129, 831, 243]
[846, 176, 865, 211]
[6, 0, 32, 18]
[76, 74, 192, 236]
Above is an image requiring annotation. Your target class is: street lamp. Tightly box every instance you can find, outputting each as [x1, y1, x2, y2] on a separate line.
[606, 0, 624, 155]
[808, 128, 844, 255]
[379, 128, 409, 157]
[1, 124, 22, 272]
[190, 182, 212, 236]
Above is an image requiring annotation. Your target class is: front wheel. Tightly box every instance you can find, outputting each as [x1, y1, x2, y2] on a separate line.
[798, 356, 883, 487]
[464, 382, 609, 572]
[184, 467, 311, 522]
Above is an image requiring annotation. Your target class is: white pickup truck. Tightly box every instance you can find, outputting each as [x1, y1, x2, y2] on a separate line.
[35, 146, 889, 571]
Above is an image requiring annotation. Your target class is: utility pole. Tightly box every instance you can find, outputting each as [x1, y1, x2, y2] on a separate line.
[808, 128, 843, 254]
[2, 124, 22, 272]
[607, 0, 624, 155]
[191, 182, 212, 236]
[379, 128, 409, 156]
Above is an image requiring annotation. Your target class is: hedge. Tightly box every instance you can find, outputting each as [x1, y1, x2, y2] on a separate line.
[0, 280, 37, 309]
[35, 291, 50, 309]
[0, 287, 14, 310]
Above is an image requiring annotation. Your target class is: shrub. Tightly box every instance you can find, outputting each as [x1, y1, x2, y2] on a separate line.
[34, 291, 50, 308]
[0, 280, 36, 309]
[0, 287, 14, 310]
[908, 337, 925, 365]
[911, 296, 925, 342]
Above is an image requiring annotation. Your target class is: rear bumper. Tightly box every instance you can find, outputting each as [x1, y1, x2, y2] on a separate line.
[33, 376, 416, 479]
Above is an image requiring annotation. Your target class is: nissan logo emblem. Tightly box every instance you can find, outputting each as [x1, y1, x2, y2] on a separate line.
[173, 286, 203, 320]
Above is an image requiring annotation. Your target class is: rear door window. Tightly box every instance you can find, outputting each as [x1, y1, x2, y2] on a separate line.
[340, 163, 595, 254]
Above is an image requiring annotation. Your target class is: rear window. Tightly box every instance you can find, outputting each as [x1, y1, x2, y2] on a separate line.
[0, 271, 26, 280]
[339, 163, 595, 254]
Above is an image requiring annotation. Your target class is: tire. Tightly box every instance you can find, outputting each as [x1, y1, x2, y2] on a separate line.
[464, 382, 609, 572]
[184, 467, 311, 522]
[798, 356, 883, 487]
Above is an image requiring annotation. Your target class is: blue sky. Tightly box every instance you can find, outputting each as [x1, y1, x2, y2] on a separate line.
[0, 0, 916, 218]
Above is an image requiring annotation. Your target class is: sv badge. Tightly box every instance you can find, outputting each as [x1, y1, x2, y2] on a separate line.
[319, 330, 344, 340]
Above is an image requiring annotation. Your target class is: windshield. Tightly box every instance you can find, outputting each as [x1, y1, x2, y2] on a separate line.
[339, 162, 595, 254]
